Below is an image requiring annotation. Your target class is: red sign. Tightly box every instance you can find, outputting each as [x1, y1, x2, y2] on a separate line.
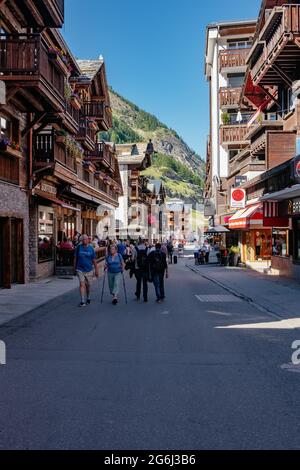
[231, 188, 246, 209]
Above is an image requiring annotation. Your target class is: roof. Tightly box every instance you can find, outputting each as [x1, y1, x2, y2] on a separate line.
[77, 57, 104, 80]
[115, 143, 152, 167]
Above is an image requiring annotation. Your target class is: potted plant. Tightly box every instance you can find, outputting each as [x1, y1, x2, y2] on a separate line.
[229, 246, 240, 267]
[221, 112, 230, 125]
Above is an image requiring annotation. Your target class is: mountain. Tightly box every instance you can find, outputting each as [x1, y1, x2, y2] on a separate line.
[100, 89, 205, 203]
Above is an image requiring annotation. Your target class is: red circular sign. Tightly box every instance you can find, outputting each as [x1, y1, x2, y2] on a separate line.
[232, 189, 245, 202]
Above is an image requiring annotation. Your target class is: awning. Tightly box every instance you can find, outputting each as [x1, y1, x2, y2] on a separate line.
[204, 225, 230, 234]
[34, 190, 81, 212]
[229, 203, 263, 229]
[260, 185, 300, 202]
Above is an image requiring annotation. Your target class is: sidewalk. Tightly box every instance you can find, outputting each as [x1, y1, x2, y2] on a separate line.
[187, 263, 300, 320]
[0, 276, 80, 326]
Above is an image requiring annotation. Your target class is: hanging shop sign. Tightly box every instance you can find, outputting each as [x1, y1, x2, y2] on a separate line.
[231, 188, 246, 209]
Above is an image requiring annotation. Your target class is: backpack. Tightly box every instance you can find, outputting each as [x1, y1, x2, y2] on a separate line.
[151, 251, 165, 273]
[136, 247, 148, 270]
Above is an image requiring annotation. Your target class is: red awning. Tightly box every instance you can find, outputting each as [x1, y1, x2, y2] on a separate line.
[34, 190, 81, 211]
[229, 203, 263, 229]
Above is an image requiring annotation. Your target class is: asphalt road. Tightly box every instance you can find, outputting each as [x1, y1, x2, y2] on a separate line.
[0, 259, 300, 450]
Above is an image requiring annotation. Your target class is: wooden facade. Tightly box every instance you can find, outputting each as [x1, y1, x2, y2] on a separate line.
[0, 1, 122, 287]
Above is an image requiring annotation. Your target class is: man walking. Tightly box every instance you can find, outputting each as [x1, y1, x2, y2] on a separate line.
[132, 239, 149, 302]
[74, 234, 99, 307]
[148, 243, 168, 303]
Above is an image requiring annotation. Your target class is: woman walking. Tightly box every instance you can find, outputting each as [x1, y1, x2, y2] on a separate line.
[105, 244, 125, 305]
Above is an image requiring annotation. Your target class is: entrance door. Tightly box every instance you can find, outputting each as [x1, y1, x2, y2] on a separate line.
[10, 219, 24, 284]
[0, 217, 24, 288]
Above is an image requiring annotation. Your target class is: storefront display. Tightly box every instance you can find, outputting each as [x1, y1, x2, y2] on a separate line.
[272, 229, 289, 257]
[38, 206, 54, 262]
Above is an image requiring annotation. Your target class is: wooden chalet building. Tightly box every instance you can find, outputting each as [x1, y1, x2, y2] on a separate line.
[115, 142, 156, 240]
[0, 0, 122, 287]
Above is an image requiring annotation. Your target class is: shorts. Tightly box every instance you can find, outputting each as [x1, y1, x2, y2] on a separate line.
[76, 270, 94, 284]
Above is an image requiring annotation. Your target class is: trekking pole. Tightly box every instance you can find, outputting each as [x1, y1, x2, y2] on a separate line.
[122, 271, 128, 304]
[101, 270, 107, 304]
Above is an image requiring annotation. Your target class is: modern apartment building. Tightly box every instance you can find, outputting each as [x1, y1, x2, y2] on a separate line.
[204, 19, 256, 226]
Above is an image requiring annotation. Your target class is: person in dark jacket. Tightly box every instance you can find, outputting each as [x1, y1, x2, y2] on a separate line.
[148, 243, 168, 303]
[132, 240, 149, 302]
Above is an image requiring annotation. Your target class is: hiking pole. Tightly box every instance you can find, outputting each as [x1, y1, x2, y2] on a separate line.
[101, 270, 107, 304]
[122, 271, 128, 304]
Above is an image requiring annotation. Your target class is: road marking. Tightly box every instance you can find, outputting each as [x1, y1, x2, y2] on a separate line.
[281, 363, 300, 374]
[195, 295, 242, 303]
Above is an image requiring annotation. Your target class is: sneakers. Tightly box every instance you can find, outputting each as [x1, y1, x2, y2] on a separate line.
[87, 299, 91, 305]
[112, 298, 118, 305]
[79, 302, 87, 307]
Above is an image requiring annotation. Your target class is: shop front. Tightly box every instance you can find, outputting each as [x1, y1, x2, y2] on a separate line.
[31, 184, 80, 279]
[229, 203, 272, 263]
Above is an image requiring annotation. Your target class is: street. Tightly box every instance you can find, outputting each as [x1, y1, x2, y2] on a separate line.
[0, 259, 300, 450]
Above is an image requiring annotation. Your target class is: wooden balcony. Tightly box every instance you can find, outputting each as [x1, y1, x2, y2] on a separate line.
[219, 48, 250, 70]
[220, 125, 250, 146]
[229, 152, 265, 177]
[0, 34, 65, 112]
[83, 101, 112, 131]
[9, 0, 65, 28]
[33, 130, 77, 174]
[249, 5, 300, 86]
[63, 101, 80, 134]
[76, 121, 95, 151]
[85, 142, 116, 173]
[220, 87, 242, 108]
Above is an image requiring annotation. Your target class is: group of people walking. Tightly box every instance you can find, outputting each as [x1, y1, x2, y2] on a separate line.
[74, 235, 170, 307]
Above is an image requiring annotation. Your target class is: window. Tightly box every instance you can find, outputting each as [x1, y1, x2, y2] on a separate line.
[227, 40, 252, 49]
[0, 115, 19, 143]
[38, 206, 55, 262]
[227, 73, 245, 88]
[272, 229, 289, 257]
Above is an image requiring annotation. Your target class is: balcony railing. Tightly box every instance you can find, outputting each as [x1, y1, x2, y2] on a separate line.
[34, 131, 76, 173]
[219, 48, 250, 69]
[77, 121, 95, 149]
[220, 87, 242, 107]
[0, 34, 65, 110]
[220, 125, 249, 145]
[64, 101, 80, 132]
[83, 101, 112, 130]
[85, 142, 116, 171]
[251, 5, 300, 84]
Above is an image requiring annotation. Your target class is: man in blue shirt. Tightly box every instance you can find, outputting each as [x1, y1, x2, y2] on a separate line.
[74, 234, 99, 307]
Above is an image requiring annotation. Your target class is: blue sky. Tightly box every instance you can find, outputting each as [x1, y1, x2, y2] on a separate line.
[63, 0, 261, 158]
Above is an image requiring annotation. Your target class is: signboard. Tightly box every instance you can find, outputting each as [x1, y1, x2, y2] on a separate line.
[291, 155, 300, 184]
[289, 198, 300, 215]
[0, 81, 6, 105]
[235, 175, 247, 188]
[231, 188, 246, 209]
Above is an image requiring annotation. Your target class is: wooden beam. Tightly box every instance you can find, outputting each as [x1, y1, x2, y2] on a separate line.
[21, 113, 47, 138]
[5, 87, 20, 103]
[271, 64, 293, 88]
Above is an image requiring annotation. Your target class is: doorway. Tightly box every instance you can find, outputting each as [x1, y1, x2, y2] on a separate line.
[0, 217, 24, 288]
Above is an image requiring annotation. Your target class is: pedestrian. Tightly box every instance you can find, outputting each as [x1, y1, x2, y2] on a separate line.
[167, 240, 174, 264]
[74, 234, 99, 307]
[105, 244, 125, 305]
[133, 238, 149, 302]
[117, 239, 127, 258]
[148, 243, 168, 303]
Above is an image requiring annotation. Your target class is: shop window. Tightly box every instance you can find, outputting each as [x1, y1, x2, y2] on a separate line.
[272, 229, 289, 257]
[38, 206, 55, 262]
[295, 221, 300, 261]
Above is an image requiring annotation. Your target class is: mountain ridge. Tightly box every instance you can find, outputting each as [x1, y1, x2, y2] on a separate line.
[100, 89, 205, 203]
